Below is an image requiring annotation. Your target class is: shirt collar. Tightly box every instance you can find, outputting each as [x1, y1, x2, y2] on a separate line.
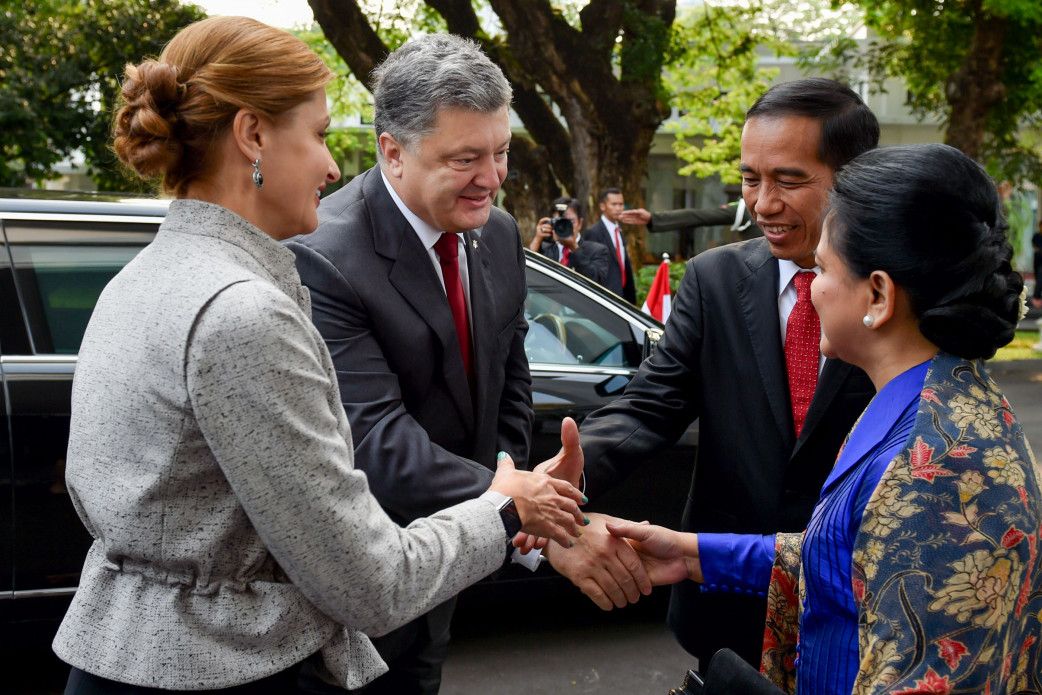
[380, 170, 445, 251]
[601, 215, 619, 232]
[777, 258, 820, 297]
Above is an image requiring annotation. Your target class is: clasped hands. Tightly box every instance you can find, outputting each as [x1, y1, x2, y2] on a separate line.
[511, 418, 704, 611]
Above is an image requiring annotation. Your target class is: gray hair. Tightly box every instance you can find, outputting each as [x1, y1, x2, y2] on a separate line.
[372, 34, 512, 153]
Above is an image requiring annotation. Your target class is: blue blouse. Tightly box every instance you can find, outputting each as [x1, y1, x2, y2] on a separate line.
[698, 359, 929, 694]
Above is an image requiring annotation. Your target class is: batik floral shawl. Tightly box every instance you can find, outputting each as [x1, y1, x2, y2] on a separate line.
[760, 353, 1042, 694]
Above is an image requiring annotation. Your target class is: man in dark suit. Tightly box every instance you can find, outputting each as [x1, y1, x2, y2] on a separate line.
[583, 187, 637, 304]
[288, 35, 537, 694]
[540, 78, 880, 671]
[529, 196, 611, 285]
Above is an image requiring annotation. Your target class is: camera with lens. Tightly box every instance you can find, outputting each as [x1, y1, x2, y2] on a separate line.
[550, 202, 574, 239]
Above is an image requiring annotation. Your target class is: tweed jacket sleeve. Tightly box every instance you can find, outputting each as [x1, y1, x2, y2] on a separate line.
[186, 280, 505, 636]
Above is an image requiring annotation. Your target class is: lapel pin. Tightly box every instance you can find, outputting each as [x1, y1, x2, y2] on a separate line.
[472, 239, 479, 249]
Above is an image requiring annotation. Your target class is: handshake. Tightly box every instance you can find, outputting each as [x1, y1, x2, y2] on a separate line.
[493, 417, 703, 611]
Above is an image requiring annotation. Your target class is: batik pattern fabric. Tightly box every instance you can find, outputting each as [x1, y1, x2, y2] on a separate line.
[760, 353, 1042, 694]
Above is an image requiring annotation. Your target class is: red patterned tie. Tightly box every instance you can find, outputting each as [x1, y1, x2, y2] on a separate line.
[785, 271, 820, 436]
[560, 246, 571, 267]
[433, 233, 472, 380]
[613, 225, 626, 287]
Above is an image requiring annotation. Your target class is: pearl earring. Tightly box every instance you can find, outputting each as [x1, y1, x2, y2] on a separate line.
[862, 315, 874, 328]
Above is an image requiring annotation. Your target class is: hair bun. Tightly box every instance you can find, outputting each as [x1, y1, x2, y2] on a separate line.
[918, 239, 1023, 360]
[113, 60, 185, 180]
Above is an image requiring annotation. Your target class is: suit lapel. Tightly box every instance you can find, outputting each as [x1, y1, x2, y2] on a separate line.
[736, 241, 793, 447]
[367, 172, 475, 427]
[464, 229, 494, 436]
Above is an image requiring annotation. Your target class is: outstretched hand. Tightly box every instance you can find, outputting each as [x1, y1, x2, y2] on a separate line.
[514, 417, 584, 552]
[488, 452, 586, 549]
[617, 208, 652, 226]
[544, 513, 653, 611]
[605, 521, 701, 586]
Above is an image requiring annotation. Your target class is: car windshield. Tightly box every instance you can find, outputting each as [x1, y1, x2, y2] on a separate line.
[524, 267, 641, 368]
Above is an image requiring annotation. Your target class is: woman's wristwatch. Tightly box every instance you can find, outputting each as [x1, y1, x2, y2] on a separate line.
[481, 490, 522, 538]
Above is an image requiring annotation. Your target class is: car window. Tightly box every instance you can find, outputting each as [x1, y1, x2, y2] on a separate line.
[524, 267, 643, 368]
[3, 221, 155, 355]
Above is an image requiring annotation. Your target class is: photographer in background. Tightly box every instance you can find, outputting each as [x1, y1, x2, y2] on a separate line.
[529, 196, 611, 286]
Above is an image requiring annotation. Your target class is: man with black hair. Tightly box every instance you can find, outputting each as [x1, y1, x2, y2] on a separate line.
[529, 196, 611, 285]
[540, 78, 880, 671]
[583, 187, 637, 304]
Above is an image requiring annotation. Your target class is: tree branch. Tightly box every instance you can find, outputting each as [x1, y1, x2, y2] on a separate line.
[425, 0, 575, 188]
[424, 0, 482, 37]
[308, 0, 389, 90]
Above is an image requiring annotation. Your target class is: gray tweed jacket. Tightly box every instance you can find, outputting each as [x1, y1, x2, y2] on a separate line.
[52, 200, 505, 690]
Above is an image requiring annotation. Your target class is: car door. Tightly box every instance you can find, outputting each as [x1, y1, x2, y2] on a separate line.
[523, 257, 696, 529]
[0, 214, 156, 626]
[0, 221, 31, 613]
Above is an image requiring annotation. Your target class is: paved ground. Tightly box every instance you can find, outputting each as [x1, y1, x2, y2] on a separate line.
[988, 358, 1042, 458]
[442, 584, 692, 695]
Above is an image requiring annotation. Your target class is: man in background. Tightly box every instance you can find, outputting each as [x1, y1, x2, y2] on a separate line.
[583, 187, 637, 304]
[529, 196, 610, 285]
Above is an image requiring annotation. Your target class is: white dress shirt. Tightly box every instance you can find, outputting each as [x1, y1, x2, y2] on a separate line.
[602, 215, 627, 264]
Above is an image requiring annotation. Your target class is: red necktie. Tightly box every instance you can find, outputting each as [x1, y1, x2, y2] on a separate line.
[613, 225, 626, 287]
[433, 233, 472, 380]
[785, 271, 820, 436]
[560, 246, 571, 267]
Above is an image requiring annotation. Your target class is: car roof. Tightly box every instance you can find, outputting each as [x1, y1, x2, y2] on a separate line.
[0, 189, 661, 329]
[0, 189, 171, 217]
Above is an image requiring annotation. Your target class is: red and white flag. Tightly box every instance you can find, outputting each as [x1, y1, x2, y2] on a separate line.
[642, 257, 671, 323]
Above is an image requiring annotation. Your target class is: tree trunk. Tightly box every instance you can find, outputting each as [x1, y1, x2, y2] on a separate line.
[944, 1, 1008, 159]
[501, 137, 561, 240]
[308, 0, 675, 269]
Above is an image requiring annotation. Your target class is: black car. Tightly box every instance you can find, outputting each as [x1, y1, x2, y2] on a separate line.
[0, 190, 696, 637]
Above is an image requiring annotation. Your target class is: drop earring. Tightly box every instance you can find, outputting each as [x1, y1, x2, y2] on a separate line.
[251, 159, 264, 190]
[862, 314, 874, 328]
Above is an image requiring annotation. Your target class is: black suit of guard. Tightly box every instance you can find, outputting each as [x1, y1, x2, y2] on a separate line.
[583, 218, 637, 304]
[580, 236, 875, 669]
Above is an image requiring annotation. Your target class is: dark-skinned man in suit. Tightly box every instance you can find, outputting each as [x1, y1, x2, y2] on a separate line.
[583, 187, 637, 304]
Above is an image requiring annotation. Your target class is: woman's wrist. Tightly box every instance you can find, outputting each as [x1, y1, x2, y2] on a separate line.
[684, 533, 703, 583]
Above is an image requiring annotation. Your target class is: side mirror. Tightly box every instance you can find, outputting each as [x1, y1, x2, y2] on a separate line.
[642, 327, 663, 361]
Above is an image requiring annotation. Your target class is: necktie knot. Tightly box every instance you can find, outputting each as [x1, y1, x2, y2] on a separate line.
[793, 270, 814, 300]
[434, 233, 458, 264]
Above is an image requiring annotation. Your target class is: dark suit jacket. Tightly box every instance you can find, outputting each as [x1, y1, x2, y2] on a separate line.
[583, 219, 636, 304]
[579, 237, 875, 666]
[287, 167, 534, 526]
[537, 237, 611, 286]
